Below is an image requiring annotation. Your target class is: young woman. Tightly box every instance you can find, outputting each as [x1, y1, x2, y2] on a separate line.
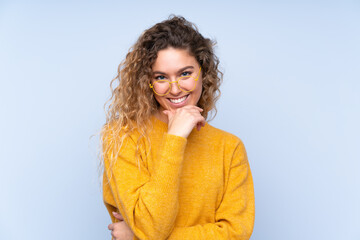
[101, 15, 255, 240]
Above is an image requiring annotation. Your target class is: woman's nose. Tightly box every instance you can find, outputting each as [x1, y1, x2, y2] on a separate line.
[169, 80, 181, 95]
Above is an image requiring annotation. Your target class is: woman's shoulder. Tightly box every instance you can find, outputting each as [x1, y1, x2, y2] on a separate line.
[203, 123, 248, 165]
[203, 122, 245, 149]
[102, 119, 143, 144]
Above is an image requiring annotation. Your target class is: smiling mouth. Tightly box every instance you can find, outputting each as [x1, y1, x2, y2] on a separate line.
[168, 94, 189, 104]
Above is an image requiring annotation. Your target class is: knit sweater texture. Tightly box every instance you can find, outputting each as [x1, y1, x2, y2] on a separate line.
[102, 115, 255, 240]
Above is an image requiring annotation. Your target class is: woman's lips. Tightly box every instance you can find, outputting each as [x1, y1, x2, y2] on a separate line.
[167, 94, 190, 107]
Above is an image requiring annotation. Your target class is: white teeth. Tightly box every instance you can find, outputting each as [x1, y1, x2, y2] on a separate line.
[169, 95, 188, 104]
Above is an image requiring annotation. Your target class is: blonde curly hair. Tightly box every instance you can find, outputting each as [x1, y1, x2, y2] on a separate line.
[98, 15, 223, 180]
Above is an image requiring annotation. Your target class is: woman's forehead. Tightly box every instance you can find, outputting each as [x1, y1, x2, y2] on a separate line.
[152, 48, 198, 72]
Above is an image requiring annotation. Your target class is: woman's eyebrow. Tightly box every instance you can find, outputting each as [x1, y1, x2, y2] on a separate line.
[153, 66, 194, 75]
[177, 66, 194, 73]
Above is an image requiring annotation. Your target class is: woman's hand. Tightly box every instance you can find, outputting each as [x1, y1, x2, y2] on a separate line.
[163, 105, 206, 139]
[108, 212, 134, 240]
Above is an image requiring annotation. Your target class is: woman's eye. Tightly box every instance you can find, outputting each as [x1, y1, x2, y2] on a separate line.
[181, 71, 192, 77]
[155, 75, 166, 80]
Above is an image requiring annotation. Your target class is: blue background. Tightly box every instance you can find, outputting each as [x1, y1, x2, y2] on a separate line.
[1, 1, 359, 239]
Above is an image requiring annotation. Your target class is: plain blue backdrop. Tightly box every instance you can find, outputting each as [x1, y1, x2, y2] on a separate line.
[0, 1, 359, 239]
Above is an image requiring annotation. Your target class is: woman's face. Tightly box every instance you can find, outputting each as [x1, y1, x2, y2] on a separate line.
[151, 47, 203, 117]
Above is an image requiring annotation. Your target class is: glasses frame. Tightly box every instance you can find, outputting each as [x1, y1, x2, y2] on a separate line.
[149, 67, 202, 96]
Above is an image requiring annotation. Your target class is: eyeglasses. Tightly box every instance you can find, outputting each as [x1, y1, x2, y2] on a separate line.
[149, 67, 201, 96]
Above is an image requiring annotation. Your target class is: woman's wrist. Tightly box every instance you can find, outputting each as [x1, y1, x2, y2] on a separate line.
[167, 130, 187, 139]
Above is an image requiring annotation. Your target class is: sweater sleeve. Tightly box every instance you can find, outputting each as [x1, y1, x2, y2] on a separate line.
[102, 131, 187, 240]
[167, 141, 255, 240]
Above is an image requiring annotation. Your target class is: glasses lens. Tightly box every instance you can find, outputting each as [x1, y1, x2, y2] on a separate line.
[178, 76, 196, 92]
[153, 80, 170, 95]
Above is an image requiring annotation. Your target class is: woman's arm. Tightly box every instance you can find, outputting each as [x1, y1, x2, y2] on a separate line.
[103, 131, 187, 240]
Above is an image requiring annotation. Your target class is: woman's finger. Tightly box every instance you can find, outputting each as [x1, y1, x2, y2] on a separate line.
[180, 105, 203, 112]
[112, 211, 124, 221]
[163, 110, 174, 119]
[196, 117, 206, 131]
[108, 223, 114, 230]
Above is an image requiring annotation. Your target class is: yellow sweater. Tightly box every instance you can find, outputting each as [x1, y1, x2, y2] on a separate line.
[102, 116, 255, 240]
